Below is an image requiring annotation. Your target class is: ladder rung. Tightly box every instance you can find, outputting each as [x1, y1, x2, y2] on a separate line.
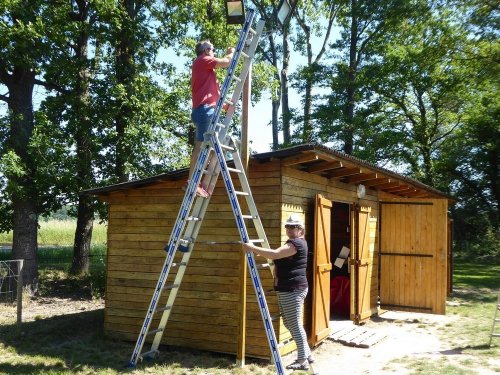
[227, 167, 242, 173]
[493, 333, 500, 337]
[155, 306, 172, 313]
[220, 144, 236, 151]
[165, 283, 180, 290]
[216, 123, 226, 129]
[235, 191, 249, 196]
[257, 263, 272, 269]
[187, 216, 201, 221]
[172, 262, 187, 268]
[249, 239, 264, 244]
[147, 328, 163, 336]
[278, 337, 294, 348]
[224, 99, 234, 106]
[241, 214, 256, 219]
[139, 349, 159, 360]
[233, 76, 242, 82]
[249, 27, 257, 35]
[270, 313, 281, 321]
[240, 51, 249, 58]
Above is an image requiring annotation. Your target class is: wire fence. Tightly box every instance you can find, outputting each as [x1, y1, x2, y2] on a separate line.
[0, 259, 24, 325]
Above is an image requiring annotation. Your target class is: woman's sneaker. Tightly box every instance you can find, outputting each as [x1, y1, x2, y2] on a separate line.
[286, 360, 309, 371]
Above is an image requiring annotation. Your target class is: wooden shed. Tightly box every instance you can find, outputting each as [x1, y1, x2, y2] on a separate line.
[87, 143, 453, 359]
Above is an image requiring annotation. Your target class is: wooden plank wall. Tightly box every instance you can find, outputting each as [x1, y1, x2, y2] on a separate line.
[378, 194, 448, 314]
[102, 160, 290, 358]
[281, 166, 380, 323]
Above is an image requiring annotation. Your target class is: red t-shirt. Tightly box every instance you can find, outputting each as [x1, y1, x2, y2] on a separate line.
[191, 55, 219, 108]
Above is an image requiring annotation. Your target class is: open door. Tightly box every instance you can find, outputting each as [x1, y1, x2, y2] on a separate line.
[311, 194, 332, 345]
[351, 205, 373, 324]
[379, 199, 448, 314]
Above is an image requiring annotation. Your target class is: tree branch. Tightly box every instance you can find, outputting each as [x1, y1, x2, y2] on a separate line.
[0, 92, 10, 103]
[0, 57, 12, 85]
[314, 2, 339, 64]
[34, 79, 70, 95]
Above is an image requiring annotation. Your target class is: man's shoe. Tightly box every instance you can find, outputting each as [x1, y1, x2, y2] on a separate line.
[307, 355, 315, 364]
[195, 185, 210, 198]
[182, 180, 209, 198]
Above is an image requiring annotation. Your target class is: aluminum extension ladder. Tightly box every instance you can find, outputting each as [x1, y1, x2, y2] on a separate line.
[128, 9, 285, 375]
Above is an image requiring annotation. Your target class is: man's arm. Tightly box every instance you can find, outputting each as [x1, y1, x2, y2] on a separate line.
[214, 47, 235, 68]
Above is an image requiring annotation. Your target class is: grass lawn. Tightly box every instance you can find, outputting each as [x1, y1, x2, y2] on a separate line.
[0, 259, 498, 374]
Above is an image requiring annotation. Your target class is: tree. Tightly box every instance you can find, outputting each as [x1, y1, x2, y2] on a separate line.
[293, 0, 340, 143]
[316, 0, 419, 155]
[0, 0, 65, 289]
[250, 0, 296, 149]
[370, 4, 471, 187]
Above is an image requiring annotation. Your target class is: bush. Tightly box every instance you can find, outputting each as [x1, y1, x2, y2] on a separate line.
[454, 224, 499, 261]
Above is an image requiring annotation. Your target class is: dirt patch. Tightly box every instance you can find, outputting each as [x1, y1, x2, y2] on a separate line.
[0, 295, 104, 324]
[302, 310, 498, 375]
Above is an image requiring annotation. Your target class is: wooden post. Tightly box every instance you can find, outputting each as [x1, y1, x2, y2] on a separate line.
[237, 66, 251, 368]
[17, 259, 23, 326]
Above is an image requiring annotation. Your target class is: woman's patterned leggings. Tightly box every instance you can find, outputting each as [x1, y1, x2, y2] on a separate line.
[276, 288, 311, 361]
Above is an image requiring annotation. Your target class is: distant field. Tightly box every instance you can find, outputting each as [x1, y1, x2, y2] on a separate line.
[0, 220, 107, 246]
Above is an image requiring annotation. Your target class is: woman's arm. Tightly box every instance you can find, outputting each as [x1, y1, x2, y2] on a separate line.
[243, 241, 297, 260]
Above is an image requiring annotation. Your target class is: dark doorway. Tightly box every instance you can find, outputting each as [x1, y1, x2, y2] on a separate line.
[330, 202, 351, 319]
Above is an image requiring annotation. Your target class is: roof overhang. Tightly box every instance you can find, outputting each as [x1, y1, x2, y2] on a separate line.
[84, 143, 456, 203]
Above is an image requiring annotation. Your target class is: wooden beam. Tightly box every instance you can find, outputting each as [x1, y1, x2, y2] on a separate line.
[376, 181, 401, 189]
[364, 178, 391, 187]
[405, 190, 429, 198]
[383, 185, 411, 193]
[282, 152, 319, 166]
[328, 167, 363, 179]
[346, 172, 378, 184]
[237, 245, 247, 367]
[307, 160, 343, 173]
[398, 188, 420, 196]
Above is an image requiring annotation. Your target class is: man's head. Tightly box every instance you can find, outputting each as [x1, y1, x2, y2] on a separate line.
[195, 40, 214, 56]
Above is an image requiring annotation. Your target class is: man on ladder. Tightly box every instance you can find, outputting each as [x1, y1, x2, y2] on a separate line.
[128, 7, 318, 375]
[187, 40, 235, 197]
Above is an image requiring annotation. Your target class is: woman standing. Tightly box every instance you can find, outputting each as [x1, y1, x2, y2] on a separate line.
[243, 214, 313, 371]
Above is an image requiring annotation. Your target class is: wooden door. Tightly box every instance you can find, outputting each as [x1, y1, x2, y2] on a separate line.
[311, 194, 332, 345]
[352, 205, 373, 323]
[379, 199, 448, 314]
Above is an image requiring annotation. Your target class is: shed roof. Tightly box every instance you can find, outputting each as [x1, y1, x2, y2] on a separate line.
[84, 143, 454, 201]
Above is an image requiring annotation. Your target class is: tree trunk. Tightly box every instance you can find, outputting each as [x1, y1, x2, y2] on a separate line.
[303, 77, 313, 142]
[71, 195, 94, 275]
[7, 66, 38, 291]
[71, 0, 94, 275]
[281, 27, 291, 145]
[302, 23, 313, 142]
[343, 0, 358, 155]
[272, 95, 280, 149]
[114, 0, 136, 182]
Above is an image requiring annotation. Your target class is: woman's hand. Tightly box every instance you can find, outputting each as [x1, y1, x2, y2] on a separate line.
[243, 242, 257, 253]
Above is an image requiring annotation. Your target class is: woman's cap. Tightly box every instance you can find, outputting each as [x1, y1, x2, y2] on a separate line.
[285, 214, 304, 228]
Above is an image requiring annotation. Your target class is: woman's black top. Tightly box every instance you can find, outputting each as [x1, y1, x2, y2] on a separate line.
[274, 237, 308, 292]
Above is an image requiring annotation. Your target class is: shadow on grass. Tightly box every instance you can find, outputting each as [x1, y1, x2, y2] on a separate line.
[0, 309, 264, 374]
[0, 309, 129, 374]
[453, 261, 500, 290]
